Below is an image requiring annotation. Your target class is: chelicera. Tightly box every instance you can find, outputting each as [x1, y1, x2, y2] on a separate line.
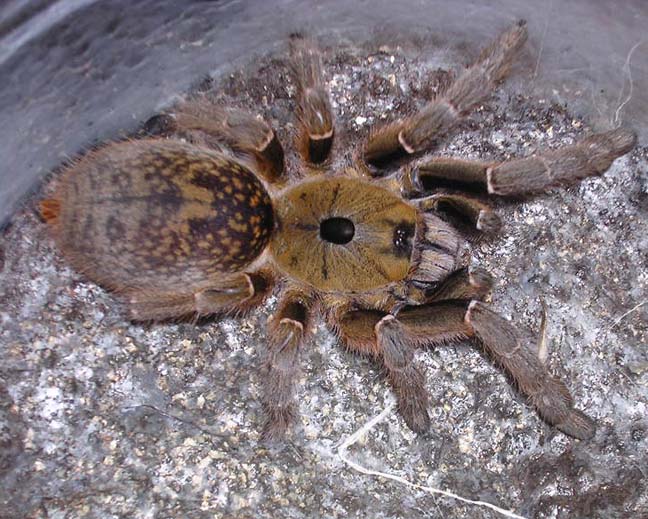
[41, 21, 636, 441]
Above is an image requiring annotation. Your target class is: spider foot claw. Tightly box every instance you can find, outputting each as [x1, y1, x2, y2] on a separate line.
[261, 405, 296, 444]
[469, 267, 494, 292]
[556, 409, 596, 441]
[399, 400, 431, 434]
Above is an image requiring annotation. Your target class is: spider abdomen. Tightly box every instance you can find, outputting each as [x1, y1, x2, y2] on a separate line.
[46, 139, 274, 292]
[270, 177, 417, 292]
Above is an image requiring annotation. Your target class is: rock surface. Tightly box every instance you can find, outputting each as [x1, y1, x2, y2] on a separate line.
[1, 32, 647, 519]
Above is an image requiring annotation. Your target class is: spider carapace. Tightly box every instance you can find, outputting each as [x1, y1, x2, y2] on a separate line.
[42, 21, 636, 442]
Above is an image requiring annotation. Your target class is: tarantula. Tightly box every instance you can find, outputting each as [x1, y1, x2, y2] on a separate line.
[41, 21, 636, 442]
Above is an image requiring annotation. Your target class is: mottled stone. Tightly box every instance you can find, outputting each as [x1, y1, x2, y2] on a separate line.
[1, 32, 647, 519]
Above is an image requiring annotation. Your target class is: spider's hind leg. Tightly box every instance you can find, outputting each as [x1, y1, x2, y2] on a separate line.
[260, 293, 313, 442]
[290, 34, 334, 165]
[146, 98, 286, 183]
[124, 272, 272, 321]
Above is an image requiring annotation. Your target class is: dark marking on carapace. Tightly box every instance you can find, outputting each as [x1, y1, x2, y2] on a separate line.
[320, 217, 355, 245]
[328, 183, 341, 213]
[322, 249, 329, 280]
[393, 221, 415, 258]
[294, 222, 319, 232]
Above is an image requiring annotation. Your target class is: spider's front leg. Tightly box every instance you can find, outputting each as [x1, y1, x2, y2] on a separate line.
[335, 273, 595, 439]
[364, 20, 527, 167]
[404, 128, 636, 196]
[334, 302, 475, 432]
[465, 302, 596, 439]
[145, 98, 285, 183]
[416, 193, 502, 235]
[260, 292, 313, 442]
[426, 266, 494, 302]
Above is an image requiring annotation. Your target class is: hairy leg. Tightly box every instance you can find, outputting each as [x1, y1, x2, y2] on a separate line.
[377, 315, 431, 432]
[487, 128, 636, 195]
[405, 128, 636, 195]
[465, 301, 595, 439]
[403, 157, 492, 194]
[123, 272, 272, 321]
[335, 303, 473, 433]
[336, 298, 594, 439]
[260, 294, 312, 442]
[364, 20, 527, 167]
[417, 193, 501, 234]
[426, 266, 494, 302]
[146, 98, 285, 182]
[290, 35, 334, 164]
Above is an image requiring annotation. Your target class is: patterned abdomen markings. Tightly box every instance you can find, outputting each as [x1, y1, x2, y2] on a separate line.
[50, 140, 274, 293]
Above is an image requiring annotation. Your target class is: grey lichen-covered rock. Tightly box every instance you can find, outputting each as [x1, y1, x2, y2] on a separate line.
[1, 34, 647, 519]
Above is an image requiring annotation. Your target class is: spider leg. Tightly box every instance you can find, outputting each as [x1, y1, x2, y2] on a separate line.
[123, 272, 272, 321]
[465, 301, 595, 439]
[290, 34, 334, 164]
[426, 266, 494, 302]
[334, 303, 473, 433]
[405, 266, 493, 305]
[403, 157, 491, 195]
[487, 128, 637, 195]
[261, 294, 312, 442]
[377, 315, 431, 432]
[417, 193, 502, 234]
[364, 20, 527, 167]
[335, 297, 595, 439]
[146, 98, 285, 183]
[405, 128, 636, 196]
